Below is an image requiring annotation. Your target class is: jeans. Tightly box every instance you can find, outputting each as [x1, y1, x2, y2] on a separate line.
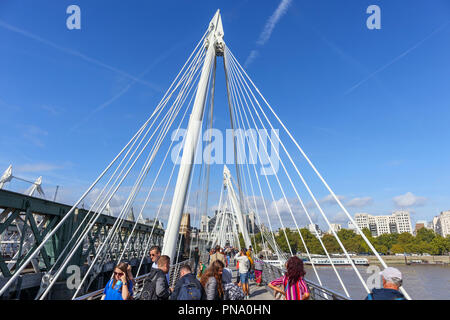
[193, 260, 199, 275]
[239, 272, 249, 284]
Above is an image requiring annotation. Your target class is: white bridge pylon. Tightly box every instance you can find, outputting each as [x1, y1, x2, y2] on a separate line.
[208, 165, 252, 249]
[222, 165, 251, 248]
[162, 10, 225, 260]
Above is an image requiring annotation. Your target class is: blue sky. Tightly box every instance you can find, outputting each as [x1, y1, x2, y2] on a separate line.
[1, 0, 450, 230]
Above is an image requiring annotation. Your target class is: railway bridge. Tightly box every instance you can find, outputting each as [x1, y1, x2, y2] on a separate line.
[0, 189, 164, 299]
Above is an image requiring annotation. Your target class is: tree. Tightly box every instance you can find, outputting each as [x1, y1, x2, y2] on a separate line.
[390, 243, 405, 254]
[375, 233, 398, 252]
[321, 234, 341, 254]
[415, 228, 436, 243]
[430, 236, 448, 255]
[252, 232, 263, 252]
[398, 232, 414, 244]
[275, 228, 298, 254]
[337, 229, 357, 241]
[238, 233, 245, 249]
[374, 244, 388, 254]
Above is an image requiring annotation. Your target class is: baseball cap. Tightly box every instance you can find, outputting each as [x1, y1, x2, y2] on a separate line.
[379, 267, 402, 281]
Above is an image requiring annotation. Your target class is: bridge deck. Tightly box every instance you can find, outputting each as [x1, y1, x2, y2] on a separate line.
[228, 265, 274, 300]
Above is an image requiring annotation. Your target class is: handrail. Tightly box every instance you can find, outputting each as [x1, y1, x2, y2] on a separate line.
[303, 278, 350, 300]
[74, 258, 193, 300]
[262, 262, 350, 300]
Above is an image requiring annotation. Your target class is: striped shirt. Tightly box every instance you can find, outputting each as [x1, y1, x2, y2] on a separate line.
[270, 275, 309, 300]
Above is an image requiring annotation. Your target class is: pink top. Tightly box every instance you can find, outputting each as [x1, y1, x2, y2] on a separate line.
[270, 275, 309, 300]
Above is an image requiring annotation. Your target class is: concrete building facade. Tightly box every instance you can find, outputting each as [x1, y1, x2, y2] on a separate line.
[354, 211, 412, 237]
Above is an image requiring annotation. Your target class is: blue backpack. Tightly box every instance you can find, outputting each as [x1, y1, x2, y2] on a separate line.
[177, 278, 203, 300]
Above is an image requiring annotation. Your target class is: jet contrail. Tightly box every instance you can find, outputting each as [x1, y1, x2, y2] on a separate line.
[0, 19, 160, 91]
[345, 20, 450, 95]
[245, 0, 292, 67]
[257, 0, 292, 46]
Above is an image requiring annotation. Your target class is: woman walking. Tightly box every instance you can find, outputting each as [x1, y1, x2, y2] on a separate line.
[200, 260, 225, 300]
[268, 256, 309, 300]
[102, 262, 133, 300]
[254, 254, 264, 286]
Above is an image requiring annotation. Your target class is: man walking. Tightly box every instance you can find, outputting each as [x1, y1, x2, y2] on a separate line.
[234, 248, 251, 299]
[192, 247, 200, 276]
[170, 264, 206, 300]
[149, 245, 169, 284]
[140, 255, 171, 300]
[209, 245, 226, 266]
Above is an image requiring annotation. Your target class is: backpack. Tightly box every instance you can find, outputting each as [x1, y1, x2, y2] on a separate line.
[140, 271, 162, 300]
[223, 282, 245, 300]
[177, 278, 203, 300]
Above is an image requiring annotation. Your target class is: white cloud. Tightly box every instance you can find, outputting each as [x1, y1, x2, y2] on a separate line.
[331, 211, 349, 224]
[346, 196, 373, 208]
[393, 192, 426, 208]
[320, 194, 345, 205]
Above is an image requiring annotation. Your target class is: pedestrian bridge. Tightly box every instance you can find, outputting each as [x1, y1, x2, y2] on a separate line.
[73, 258, 349, 300]
[0, 9, 411, 300]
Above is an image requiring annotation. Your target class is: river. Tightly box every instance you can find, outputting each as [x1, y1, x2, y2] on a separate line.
[304, 264, 450, 300]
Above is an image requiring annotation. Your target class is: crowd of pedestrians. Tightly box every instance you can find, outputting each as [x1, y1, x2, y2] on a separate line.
[101, 244, 407, 301]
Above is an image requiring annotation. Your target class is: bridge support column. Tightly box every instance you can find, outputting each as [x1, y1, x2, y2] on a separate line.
[162, 10, 225, 262]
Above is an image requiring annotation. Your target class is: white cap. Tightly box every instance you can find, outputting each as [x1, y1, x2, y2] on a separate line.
[380, 267, 402, 281]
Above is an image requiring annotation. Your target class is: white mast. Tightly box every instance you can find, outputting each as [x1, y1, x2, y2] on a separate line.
[162, 10, 225, 261]
[223, 165, 252, 248]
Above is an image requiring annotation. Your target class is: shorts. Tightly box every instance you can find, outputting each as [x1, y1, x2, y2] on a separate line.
[239, 272, 249, 284]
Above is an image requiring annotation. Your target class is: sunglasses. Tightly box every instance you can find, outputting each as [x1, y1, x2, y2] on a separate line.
[114, 272, 124, 276]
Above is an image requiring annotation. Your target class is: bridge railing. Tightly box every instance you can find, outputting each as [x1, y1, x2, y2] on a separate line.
[74, 258, 193, 300]
[261, 262, 350, 300]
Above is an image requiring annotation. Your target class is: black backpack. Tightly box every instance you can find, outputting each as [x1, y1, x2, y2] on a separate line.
[140, 271, 159, 300]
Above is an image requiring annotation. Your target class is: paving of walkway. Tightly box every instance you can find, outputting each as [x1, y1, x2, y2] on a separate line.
[228, 264, 274, 300]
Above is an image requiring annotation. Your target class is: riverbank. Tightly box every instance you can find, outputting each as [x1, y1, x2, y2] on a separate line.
[359, 255, 450, 265]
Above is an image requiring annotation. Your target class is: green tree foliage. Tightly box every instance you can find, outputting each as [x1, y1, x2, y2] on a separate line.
[252, 232, 263, 252]
[321, 234, 341, 253]
[415, 228, 436, 243]
[275, 228, 298, 254]
[250, 226, 449, 256]
[430, 236, 448, 255]
[238, 233, 245, 249]
[374, 233, 398, 252]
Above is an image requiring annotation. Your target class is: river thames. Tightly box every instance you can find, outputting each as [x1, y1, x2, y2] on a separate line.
[304, 264, 450, 300]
